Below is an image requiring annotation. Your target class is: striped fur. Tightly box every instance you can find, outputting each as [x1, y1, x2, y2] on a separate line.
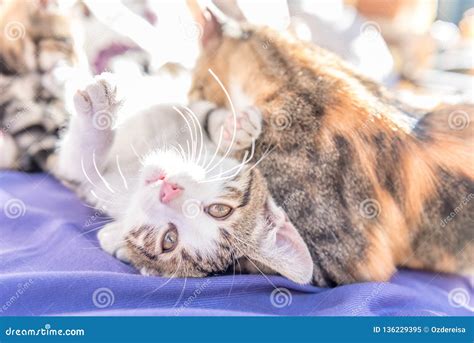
[0, 0, 77, 171]
[190, 24, 474, 286]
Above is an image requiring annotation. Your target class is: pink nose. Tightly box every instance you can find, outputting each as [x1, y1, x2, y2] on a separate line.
[160, 181, 182, 204]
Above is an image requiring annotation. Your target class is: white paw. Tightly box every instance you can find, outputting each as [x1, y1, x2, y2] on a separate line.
[140, 267, 153, 276]
[213, 106, 262, 151]
[73, 73, 120, 130]
[98, 223, 130, 263]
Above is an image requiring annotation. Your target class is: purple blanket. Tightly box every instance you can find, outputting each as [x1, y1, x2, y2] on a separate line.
[0, 171, 472, 316]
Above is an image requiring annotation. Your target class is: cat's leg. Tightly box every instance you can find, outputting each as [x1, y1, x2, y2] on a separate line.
[204, 104, 262, 152]
[55, 74, 120, 183]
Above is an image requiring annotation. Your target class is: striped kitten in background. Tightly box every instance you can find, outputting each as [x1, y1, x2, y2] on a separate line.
[0, 0, 80, 171]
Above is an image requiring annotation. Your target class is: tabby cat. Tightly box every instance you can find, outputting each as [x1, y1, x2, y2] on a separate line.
[54, 73, 312, 283]
[188, 9, 473, 286]
[0, 0, 78, 171]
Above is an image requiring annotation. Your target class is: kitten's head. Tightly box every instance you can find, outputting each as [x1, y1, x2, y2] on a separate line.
[121, 149, 313, 284]
[0, 0, 76, 73]
[187, 5, 273, 107]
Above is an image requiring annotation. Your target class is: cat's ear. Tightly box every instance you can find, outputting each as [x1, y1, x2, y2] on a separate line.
[249, 197, 314, 284]
[187, 0, 222, 48]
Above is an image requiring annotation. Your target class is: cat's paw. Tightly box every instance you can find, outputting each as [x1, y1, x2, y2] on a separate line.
[73, 73, 121, 130]
[211, 106, 262, 151]
[98, 223, 130, 263]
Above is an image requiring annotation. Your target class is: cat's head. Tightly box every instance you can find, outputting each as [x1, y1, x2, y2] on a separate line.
[0, 0, 77, 73]
[187, 5, 272, 107]
[120, 148, 313, 284]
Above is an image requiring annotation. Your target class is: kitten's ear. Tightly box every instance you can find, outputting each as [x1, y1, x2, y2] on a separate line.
[31, 0, 60, 12]
[187, 0, 222, 48]
[249, 197, 313, 284]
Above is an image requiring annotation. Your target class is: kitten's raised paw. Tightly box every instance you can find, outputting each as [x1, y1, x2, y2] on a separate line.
[73, 73, 121, 130]
[215, 106, 262, 151]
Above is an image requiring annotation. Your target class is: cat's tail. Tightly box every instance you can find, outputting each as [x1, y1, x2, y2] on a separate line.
[413, 104, 474, 180]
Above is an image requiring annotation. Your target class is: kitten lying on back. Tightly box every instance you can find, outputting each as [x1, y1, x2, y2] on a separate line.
[188, 9, 473, 286]
[0, 0, 79, 171]
[53, 74, 312, 283]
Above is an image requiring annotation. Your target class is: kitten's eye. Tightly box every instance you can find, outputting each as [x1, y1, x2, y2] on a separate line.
[161, 226, 178, 253]
[206, 203, 233, 219]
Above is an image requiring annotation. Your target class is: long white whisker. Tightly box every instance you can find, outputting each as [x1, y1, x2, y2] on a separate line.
[172, 276, 188, 309]
[184, 106, 204, 166]
[225, 230, 279, 289]
[205, 69, 238, 173]
[200, 151, 248, 183]
[173, 106, 195, 163]
[187, 107, 199, 164]
[130, 144, 145, 166]
[115, 155, 129, 190]
[204, 126, 224, 172]
[170, 145, 185, 161]
[248, 145, 275, 172]
[204, 139, 257, 182]
[81, 155, 98, 188]
[90, 189, 115, 204]
[93, 151, 115, 194]
[210, 139, 256, 178]
[176, 143, 188, 164]
[186, 140, 191, 162]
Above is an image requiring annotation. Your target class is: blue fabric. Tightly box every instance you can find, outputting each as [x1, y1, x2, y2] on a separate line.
[0, 171, 472, 316]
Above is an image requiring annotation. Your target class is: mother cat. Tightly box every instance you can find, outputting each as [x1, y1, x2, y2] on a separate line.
[188, 9, 473, 286]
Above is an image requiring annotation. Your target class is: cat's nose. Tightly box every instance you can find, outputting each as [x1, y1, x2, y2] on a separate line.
[160, 180, 182, 204]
